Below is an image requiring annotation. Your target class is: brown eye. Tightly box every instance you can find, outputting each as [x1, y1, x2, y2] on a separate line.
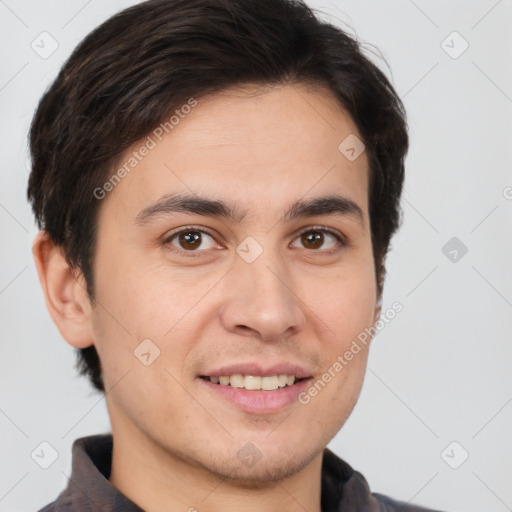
[178, 231, 202, 250]
[301, 231, 324, 250]
[164, 228, 217, 254]
[292, 228, 344, 252]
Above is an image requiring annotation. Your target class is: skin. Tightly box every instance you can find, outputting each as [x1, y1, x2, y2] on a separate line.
[33, 83, 381, 512]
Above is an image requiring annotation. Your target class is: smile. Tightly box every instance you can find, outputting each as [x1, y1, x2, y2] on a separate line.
[198, 374, 313, 414]
[200, 374, 305, 391]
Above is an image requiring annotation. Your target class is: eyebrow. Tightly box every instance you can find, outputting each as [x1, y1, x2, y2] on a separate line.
[134, 193, 365, 229]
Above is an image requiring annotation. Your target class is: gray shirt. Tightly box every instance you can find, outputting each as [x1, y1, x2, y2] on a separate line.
[37, 434, 445, 511]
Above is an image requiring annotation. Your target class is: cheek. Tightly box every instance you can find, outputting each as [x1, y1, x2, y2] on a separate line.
[298, 255, 376, 405]
[93, 256, 193, 336]
[305, 260, 377, 342]
[90, 263, 209, 390]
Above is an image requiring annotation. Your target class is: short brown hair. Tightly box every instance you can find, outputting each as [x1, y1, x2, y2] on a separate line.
[27, 0, 408, 393]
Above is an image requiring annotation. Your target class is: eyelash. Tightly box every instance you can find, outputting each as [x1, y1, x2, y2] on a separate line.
[161, 225, 346, 258]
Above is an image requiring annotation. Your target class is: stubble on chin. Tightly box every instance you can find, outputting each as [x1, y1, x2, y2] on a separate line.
[189, 441, 324, 489]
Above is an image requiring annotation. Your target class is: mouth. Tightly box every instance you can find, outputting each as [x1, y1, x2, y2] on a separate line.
[199, 374, 307, 391]
[197, 373, 313, 414]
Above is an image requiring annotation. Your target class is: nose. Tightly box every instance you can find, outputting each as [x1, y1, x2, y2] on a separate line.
[219, 246, 306, 343]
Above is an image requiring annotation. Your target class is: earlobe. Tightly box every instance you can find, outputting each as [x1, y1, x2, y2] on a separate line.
[368, 301, 382, 346]
[373, 302, 381, 325]
[32, 231, 94, 349]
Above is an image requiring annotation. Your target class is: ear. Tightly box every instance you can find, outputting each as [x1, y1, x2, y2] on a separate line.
[366, 297, 382, 346]
[373, 300, 382, 326]
[32, 231, 94, 349]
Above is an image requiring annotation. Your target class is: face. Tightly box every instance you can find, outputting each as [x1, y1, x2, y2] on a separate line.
[88, 83, 378, 482]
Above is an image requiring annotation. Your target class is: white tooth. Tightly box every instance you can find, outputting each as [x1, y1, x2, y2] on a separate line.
[219, 376, 230, 386]
[244, 375, 262, 390]
[210, 376, 219, 384]
[262, 376, 279, 390]
[277, 375, 288, 387]
[230, 374, 245, 388]
[287, 375, 295, 386]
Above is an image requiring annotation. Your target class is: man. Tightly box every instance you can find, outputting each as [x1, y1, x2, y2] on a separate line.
[28, 0, 446, 510]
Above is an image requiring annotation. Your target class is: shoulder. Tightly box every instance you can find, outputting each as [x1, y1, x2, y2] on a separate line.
[36, 496, 74, 512]
[372, 488, 448, 511]
[322, 448, 447, 512]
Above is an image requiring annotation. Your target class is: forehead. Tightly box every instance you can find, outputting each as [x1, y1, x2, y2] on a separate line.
[100, 83, 369, 227]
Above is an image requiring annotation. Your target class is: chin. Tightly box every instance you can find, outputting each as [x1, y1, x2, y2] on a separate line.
[196, 438, 322, 487]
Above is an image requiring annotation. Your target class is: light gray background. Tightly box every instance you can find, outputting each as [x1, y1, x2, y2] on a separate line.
[1, 1, 511, 511]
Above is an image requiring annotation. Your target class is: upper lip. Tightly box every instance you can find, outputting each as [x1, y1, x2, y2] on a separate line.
[200, 362, 312, 379]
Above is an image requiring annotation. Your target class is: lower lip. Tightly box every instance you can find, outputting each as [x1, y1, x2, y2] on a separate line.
[198, 377, 313, 414]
